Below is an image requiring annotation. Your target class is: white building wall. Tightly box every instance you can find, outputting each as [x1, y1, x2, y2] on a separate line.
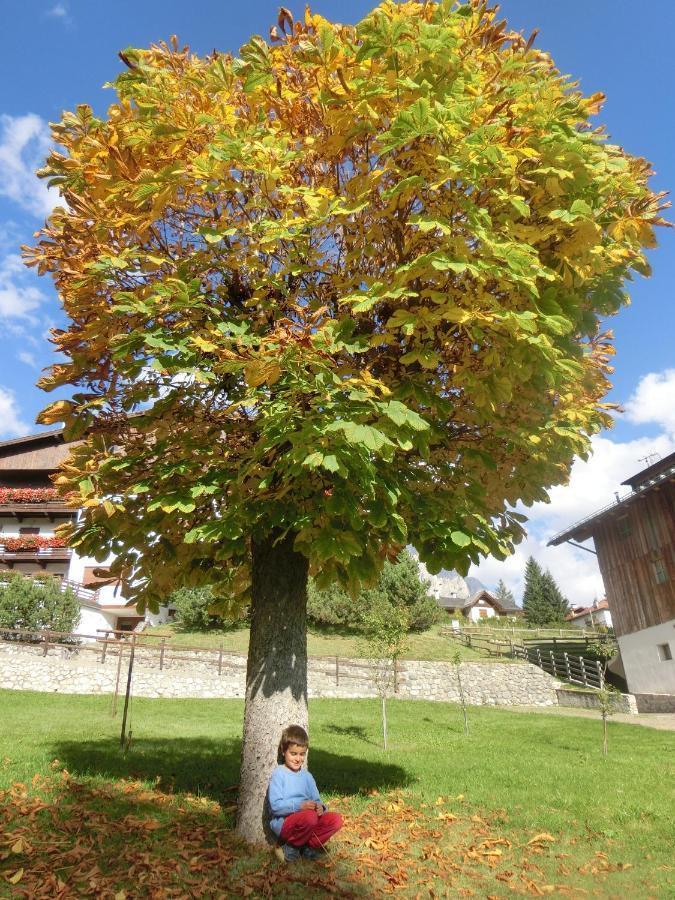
[76, 605, 118, 640]
[0, 517, 60, 538]
[468, 605, 497, 623]
[618, 619, 675, 695]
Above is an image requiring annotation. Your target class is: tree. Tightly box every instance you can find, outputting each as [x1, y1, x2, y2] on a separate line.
[377, 550, 441, 632]
[361, 603, 410, 750]
[494, 579, 516, 609]
[170, 586, 220, 630]
[0, 574, 80, 636]
[523, 559, 569, 625]
[307, 549, 440, 632]
[539, 570, 569, 624]
[28, 3, 665, 842]
[451, 649, 469, 736]
[522, 557, 548, 625]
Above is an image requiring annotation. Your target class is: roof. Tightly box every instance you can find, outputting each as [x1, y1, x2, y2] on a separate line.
[548, 457, 675, 546]
[0, 428, 64, 451]
[437, 589, 521, 614]
[621, 450, 675, 490]
[566, 599, 610, 621]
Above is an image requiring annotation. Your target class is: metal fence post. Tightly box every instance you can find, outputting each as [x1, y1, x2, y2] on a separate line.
[579, 656, 587, 687]
[536, 648, 543, 669]
[564, 652, 571, 681]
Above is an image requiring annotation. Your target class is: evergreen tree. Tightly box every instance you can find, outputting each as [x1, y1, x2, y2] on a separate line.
[522, 557, 549, 625]
[495, 579, 516, 608]
[540, 570, 570, 623]
[308, 550, 441, 633]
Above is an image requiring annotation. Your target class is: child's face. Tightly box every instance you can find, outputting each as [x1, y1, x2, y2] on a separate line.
[283, 742, 307, 772]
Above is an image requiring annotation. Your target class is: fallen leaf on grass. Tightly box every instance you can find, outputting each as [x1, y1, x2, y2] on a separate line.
[7, 868, 23, 884]
[528, 832, 556, 846]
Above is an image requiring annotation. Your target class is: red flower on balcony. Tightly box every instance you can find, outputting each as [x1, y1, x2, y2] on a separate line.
[0, 536, 68, 551]
[0, 488, 61, 504]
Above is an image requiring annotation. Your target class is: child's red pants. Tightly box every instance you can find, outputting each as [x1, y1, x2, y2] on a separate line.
[279, 810, 343, 849]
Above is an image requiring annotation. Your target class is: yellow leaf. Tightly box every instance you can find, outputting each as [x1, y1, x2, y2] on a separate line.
[8, 869, 24, 884]
[528, 832, 556, 845]
[11, 839, 24, 853]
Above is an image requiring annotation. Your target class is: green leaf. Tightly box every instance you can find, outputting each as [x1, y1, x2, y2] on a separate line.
[451, 530, 471, 548]
[321, 455, 340, 473]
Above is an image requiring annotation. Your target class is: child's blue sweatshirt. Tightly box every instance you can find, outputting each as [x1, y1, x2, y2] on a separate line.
[267, 765, 325, 836]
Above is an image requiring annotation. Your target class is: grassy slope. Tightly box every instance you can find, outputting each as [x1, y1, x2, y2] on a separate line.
[0, 690, 672, 897]
[146, 623, 490, 663]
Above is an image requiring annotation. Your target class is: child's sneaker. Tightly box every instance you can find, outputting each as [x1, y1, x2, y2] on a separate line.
[301, 846, 324, 861]
[274, 843, 300, 863]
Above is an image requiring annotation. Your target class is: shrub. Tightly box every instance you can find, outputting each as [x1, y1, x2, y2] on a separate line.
[0, 573, 80, 635]
[308, 550, 442, 633]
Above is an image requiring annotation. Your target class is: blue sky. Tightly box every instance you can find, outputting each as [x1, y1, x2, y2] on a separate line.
[0, 1, 673, 602]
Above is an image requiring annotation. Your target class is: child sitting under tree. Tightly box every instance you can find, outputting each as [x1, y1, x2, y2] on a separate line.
[268, 725, 343, 862]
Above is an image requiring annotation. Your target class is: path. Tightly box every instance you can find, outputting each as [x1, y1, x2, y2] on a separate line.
[506, 704, 675, 731]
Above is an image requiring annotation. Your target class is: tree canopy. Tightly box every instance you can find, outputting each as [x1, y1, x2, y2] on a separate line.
[28, 1, 666, 616]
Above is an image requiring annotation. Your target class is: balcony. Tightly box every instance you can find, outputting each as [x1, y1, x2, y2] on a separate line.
[0, 488, 75, 522]
[0, 540, 72, 569]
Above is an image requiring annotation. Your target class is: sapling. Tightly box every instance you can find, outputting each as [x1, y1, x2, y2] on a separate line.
[361, 604, 410, 750]
[451, 650, 469, 736]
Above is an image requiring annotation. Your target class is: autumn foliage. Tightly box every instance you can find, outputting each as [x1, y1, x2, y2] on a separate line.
[27, 0, 667, 613]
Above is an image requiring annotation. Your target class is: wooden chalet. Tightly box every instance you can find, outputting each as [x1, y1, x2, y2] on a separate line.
[549, 451, 675, 702]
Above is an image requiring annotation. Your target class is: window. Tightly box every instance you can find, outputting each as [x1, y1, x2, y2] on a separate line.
[653, 559, 669, 584]
[19, 527, 40, 535]
[657, 643, 673, 662]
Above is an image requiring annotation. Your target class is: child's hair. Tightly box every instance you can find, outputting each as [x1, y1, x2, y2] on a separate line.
[278, 724, 309, 762]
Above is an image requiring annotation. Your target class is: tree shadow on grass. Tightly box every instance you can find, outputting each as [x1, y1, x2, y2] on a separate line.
[324, 724, 377, 746]
[50, 736, 411, 805]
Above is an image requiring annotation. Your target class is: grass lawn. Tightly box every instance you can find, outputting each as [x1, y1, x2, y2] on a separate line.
[146, 623, 488, 663]
[0, 693, 672, 898]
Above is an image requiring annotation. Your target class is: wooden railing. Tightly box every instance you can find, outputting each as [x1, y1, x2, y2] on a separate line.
[444, 628, 606, 689]
[0, 545, 72, 559]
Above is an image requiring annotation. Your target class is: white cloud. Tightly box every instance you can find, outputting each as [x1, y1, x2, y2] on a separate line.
[18, 351, 38, 368]
[47, 2, 69, 17]
[0, 113, 59, 218]
[469, 369, 675, 605]
[0, 386, 29, 439]
[624, 368, 675, 438]
[0, 253, 48, 325]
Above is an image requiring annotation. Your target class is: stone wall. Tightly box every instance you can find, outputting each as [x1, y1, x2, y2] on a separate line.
[634, 693, 675, 714]
[556, 687, 638, 715]
[0, 641, 559, 707]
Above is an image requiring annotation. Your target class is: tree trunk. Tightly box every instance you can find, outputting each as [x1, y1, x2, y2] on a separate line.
[235, 531, 309, 845]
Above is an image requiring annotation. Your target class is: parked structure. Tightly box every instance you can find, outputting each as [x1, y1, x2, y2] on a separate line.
[566, 599, 613, 630]
[549, 451, 675, 699]
[0, 429, 142, 636]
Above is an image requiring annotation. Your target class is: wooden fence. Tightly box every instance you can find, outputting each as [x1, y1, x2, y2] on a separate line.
[444, 628, 605, 690]
[0, 627, 399, 690]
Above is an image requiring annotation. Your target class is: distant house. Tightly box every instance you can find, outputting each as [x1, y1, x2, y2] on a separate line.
[549, 451, 675, 702]
[566, 599, 613, 630]
[437, 587, 522, 622]
[0, 429, 144, 637]
[414, 558, 521, 620]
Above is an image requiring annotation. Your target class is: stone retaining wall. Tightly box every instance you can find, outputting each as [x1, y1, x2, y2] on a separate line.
[634, 693, 675, 714]
[0, 641, 559, 706]
[556, 687, 638, 715]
